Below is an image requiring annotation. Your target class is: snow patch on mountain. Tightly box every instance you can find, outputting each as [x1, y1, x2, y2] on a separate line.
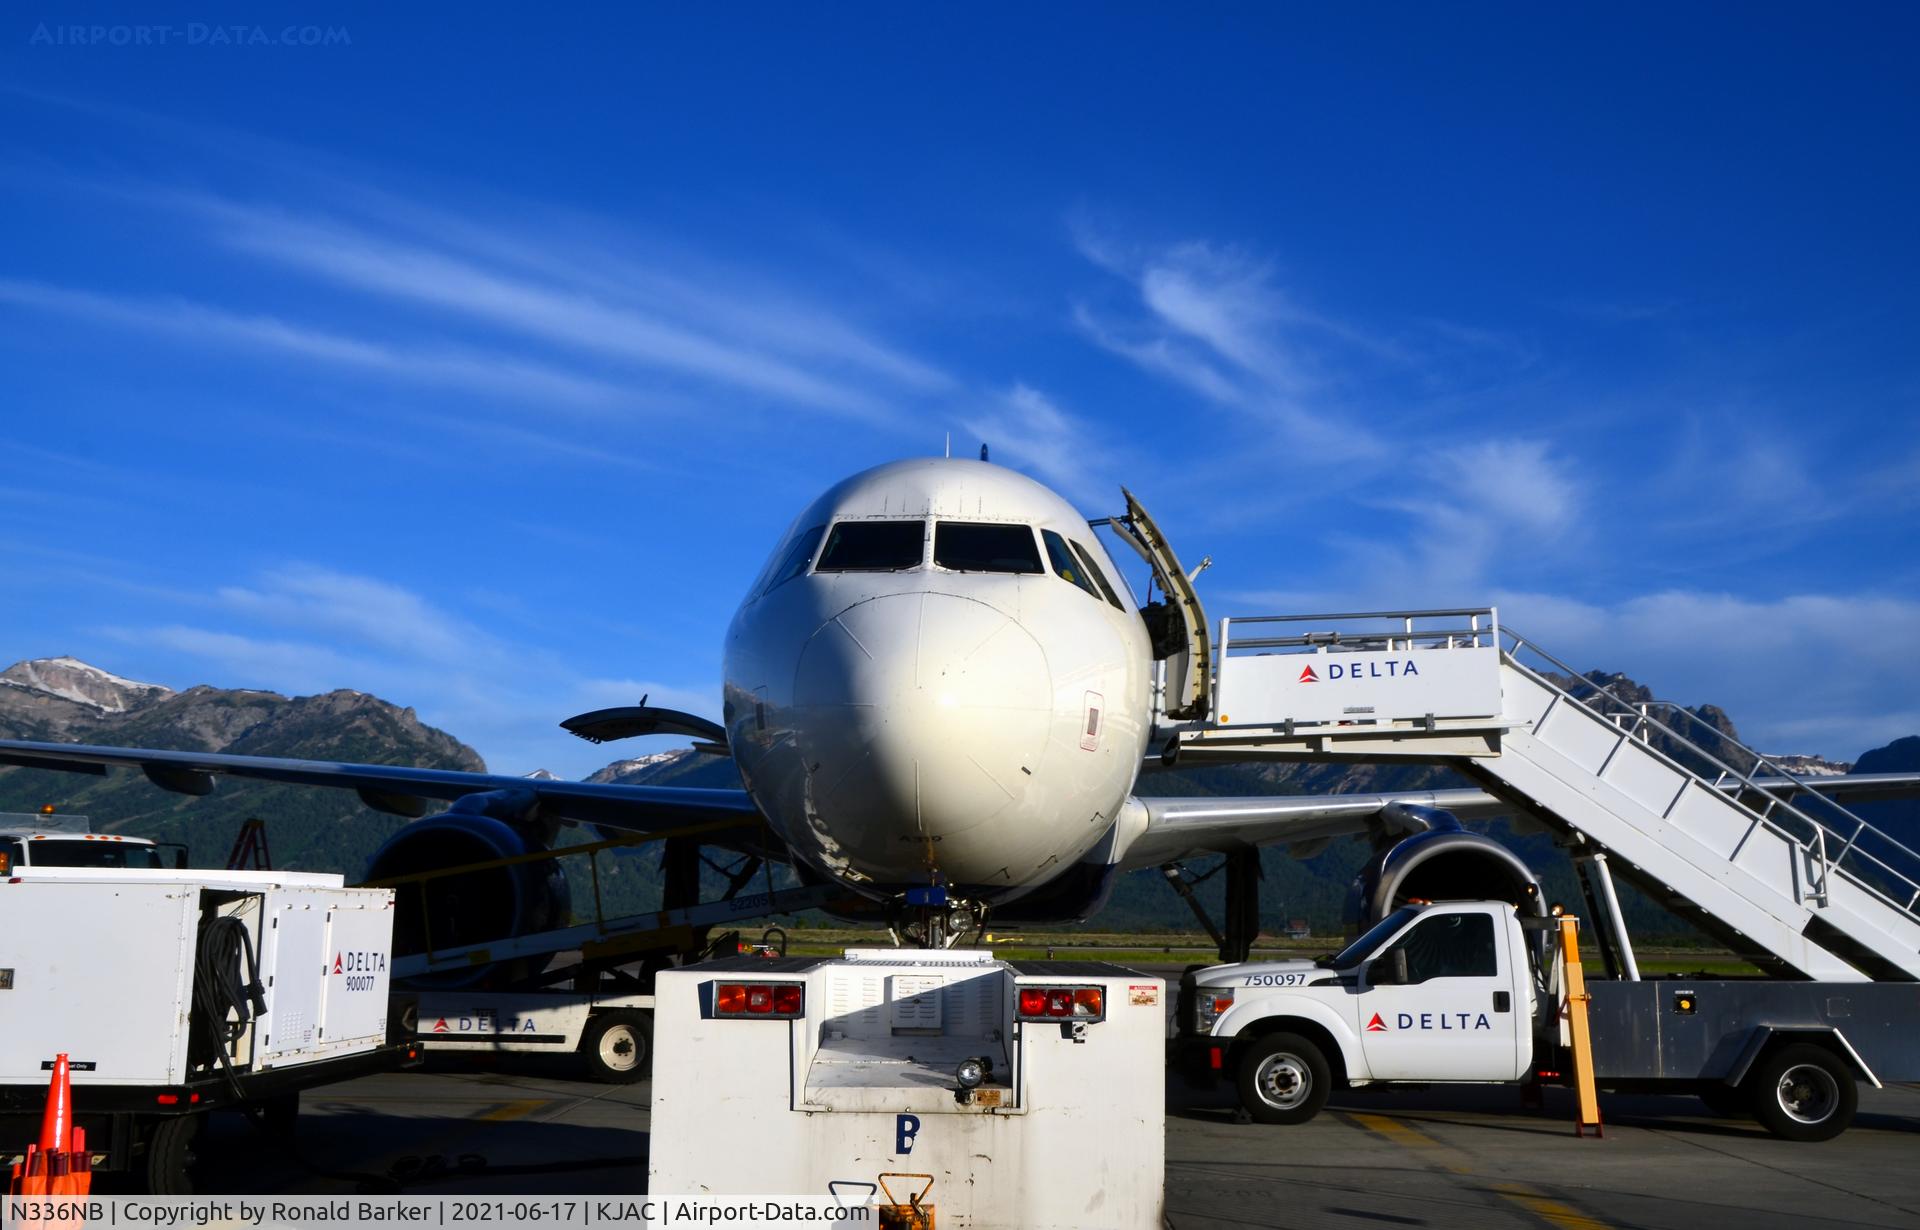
[587, 747, 696, 784]
[0, 656, 172, 713]
[1761, 753, 1853, 777]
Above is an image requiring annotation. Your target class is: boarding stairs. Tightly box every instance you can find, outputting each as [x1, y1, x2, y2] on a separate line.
[1168, 609, 1920, 982]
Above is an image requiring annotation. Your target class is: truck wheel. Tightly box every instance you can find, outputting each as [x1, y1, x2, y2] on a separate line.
[1752, 1044, 1856, 1142]
[1236, 1033, 1331, 1125]
[143, 1115, 199, 1195]
[582, 1010, 652, 1083]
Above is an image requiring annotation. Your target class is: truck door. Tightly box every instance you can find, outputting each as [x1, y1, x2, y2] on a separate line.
[1356, 909, 1523, 1081]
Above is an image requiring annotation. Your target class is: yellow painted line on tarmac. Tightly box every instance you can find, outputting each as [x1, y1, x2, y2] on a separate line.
[1349, 1111, 1451, 1156]
[1491, 1182, 1613, 1230]
[476, 1097, 551, 1122]
[1347, 1112, 1615, 1229]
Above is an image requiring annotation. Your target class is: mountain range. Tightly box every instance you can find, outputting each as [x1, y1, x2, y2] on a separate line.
[1, 656, 1908, 941]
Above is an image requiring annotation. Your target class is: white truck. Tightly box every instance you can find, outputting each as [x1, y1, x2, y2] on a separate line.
[411, 989, 654, 1082]
[0, 816, 186, 872]
[1177, 899, 1920, 1141]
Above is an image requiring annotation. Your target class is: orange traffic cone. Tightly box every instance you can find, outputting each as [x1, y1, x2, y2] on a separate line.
[38, 1055, 72, 1157]
[9, 1055, 81, 1198]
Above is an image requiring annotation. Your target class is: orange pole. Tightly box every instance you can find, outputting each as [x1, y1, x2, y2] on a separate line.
[1558, 916, 1604, 1137]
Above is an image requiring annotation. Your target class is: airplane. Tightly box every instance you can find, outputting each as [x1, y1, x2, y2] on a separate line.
[4, 457, 1917, 957]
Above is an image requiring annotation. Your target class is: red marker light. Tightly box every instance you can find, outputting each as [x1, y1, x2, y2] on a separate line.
[1017, 984, 1107, 1022]
[715, 981, 805, 1018]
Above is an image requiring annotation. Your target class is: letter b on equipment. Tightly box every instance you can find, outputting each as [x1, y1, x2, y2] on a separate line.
[896, 1113, 921, 1154]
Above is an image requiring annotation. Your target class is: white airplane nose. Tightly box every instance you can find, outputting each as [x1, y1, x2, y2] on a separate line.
[793, 592, 1052, 874]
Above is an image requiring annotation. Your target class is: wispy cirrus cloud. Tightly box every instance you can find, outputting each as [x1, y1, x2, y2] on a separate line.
[959, 384, 1125, 509]
[196, 205, 917, 422]
[0, 277, 624, 407]
[102, 564, 720, 777]
[1070, 229, 1391, 459]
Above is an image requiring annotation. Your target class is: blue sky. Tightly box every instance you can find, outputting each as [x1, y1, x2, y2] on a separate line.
[3, 4, 1917, 777]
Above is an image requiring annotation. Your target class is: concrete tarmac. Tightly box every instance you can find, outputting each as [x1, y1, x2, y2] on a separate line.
[183, 1056, 1920, 1228]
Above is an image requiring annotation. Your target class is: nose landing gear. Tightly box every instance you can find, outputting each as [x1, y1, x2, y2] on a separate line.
[888, 892, 988, 948]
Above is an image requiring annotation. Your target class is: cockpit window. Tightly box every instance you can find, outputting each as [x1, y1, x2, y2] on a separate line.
[815, 520, 926, 572]
[933, 522, 1043, 574]
[1069, 540, 1126, 610]
[761, 524, 825, 595]
[1041, 529, 1102, 600]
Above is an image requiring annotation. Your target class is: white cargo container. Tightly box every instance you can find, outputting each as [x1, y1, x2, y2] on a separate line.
[650, 950, 1165, 1229]
[0, 868, 394, 1085]
[0, 867, 414, 1192]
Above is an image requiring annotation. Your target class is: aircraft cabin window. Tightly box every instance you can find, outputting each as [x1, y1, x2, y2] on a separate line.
[1068, 540, 1126, 610]
[933, 522, 1043, 574]
[814, 520, 926, 572]
[761, 524, 826, 594]
[1375, 912, 1497, 984]
[1041, 529, 1102, 600]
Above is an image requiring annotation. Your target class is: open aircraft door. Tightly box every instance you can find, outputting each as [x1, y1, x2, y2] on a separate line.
[1104, 488, 1211, 721]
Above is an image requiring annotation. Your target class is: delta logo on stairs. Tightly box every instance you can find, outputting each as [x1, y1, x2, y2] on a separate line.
[1294, 660, 1419, 685]
[1365, 1012, 1387, 1032]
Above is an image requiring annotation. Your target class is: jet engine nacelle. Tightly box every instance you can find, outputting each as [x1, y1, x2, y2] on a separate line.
[1349, 804, 1546, 937]
[364, 810, 570, 988]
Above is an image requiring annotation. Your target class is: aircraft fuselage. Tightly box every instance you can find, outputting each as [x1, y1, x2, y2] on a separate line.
[723, 459, 1152, 908]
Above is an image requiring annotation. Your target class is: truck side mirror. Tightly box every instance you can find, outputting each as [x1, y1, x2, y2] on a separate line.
[1370, 949, 1409, 986]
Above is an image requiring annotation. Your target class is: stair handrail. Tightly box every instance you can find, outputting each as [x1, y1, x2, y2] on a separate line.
[1502, 629, 1920, 921]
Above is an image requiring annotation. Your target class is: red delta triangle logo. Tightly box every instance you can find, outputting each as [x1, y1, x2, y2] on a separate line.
[432, 1018, 449, 1033]
[1366, 1012, 1388, 1032]
[1298, 664, 1319, 684]
[332, 952, 343, 974]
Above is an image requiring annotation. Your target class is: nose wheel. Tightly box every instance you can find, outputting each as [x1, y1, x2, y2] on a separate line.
[889, 898, 988, 948]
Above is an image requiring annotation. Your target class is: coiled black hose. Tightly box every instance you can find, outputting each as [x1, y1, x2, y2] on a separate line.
[190, 914, 268, 1068]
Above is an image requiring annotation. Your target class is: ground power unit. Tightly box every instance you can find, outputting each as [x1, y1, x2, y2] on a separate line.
[650, 949, 1165, 1229]
[0, 866, 415, 1191]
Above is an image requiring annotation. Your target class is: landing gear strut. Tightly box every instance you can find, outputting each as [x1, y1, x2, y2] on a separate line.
[1162, 849, 1263, 963]
[889, 894, 988, 949]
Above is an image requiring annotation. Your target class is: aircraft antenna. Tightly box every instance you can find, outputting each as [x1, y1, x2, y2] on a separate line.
[979, 443, 990, 462]
[944, 432, 950, 458]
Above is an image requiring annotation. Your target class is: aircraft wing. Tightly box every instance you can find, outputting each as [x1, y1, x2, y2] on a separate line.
[1117, 770, 1920, 869]
[1741, 773, 1920, 803]
[0, 738, 761, 833]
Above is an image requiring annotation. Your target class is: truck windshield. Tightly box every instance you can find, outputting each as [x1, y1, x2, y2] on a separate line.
[27, 840, 169, 870]
[1316, 906, 1421, 970]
